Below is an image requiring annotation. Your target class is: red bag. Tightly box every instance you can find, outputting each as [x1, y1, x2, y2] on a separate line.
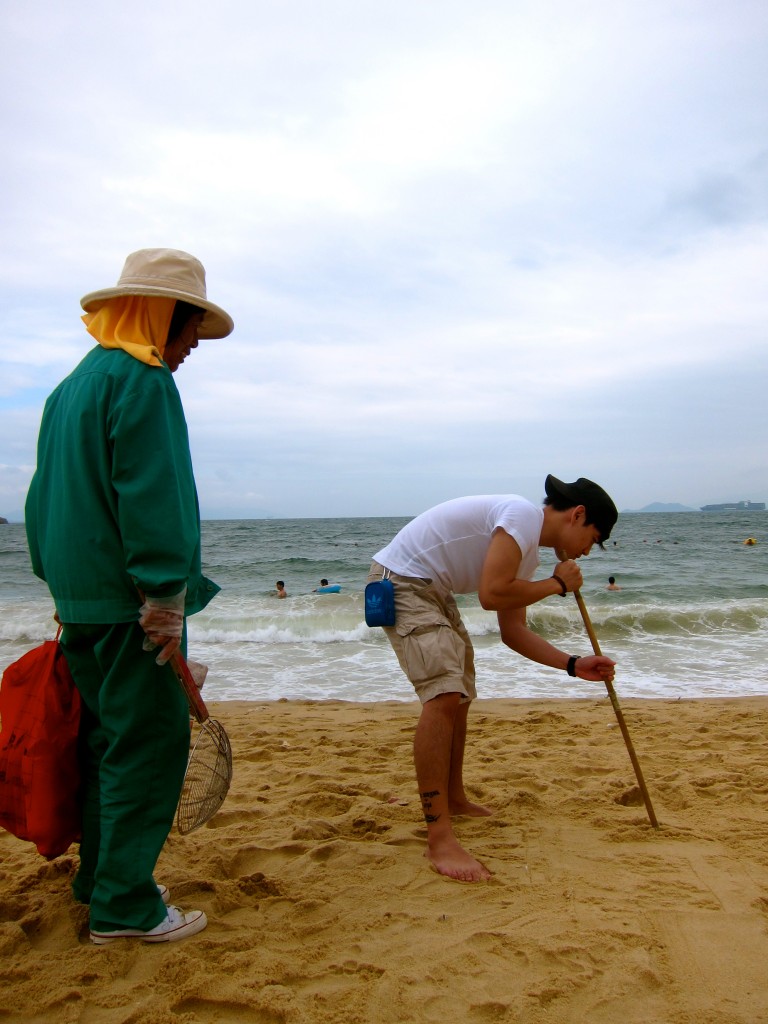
[0, 634, 82, 858]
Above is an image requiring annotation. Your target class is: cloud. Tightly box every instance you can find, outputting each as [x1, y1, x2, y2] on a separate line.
[0, 0, 767, 520]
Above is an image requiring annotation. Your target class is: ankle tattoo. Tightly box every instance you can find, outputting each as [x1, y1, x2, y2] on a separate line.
[420, 789, 441, 824]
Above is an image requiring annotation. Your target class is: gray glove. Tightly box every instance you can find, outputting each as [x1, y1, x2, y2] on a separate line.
[138, 587, 187, 666]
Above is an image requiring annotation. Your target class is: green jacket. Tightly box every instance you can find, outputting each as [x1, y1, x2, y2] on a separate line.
[25, 346, 219, 623]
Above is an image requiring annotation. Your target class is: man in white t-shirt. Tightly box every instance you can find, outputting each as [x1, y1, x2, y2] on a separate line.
[367, 474, 618, 883]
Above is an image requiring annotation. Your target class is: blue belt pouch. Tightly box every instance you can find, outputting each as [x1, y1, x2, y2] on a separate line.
[364, 579, 396, 627]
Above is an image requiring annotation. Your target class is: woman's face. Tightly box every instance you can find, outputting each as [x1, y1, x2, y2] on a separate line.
[164, 312, 204, 372]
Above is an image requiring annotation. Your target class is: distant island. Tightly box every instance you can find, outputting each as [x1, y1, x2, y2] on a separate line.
[622, 501, 766, 514]
[622, 503, 696, 514]
[0, 516, 8, 525]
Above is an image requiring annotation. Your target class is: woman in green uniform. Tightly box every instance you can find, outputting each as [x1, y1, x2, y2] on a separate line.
[25, 249, 234, 944]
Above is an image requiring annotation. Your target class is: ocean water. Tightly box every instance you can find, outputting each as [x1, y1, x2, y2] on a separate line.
[1, 512, 766, 702]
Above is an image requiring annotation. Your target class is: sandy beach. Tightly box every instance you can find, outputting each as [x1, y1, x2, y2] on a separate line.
[2, 695, 768, 1023]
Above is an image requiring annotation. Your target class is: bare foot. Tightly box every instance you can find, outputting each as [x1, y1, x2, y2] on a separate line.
[426, 832, 492, 882]
[449, 798, 493, 818]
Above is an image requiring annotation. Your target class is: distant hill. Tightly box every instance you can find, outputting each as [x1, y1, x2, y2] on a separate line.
[622, 502, 697, 514]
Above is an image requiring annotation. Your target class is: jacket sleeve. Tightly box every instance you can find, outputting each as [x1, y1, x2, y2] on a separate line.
[24, 473, 45, 581]
[108, 367, 200, 599]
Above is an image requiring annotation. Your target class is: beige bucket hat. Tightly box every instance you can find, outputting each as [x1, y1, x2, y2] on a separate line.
[80, 248, 234, 339]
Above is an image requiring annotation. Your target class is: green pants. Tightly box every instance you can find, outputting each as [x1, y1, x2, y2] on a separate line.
[60, 621, 190, 932]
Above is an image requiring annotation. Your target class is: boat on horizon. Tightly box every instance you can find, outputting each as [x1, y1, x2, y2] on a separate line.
[700, 500, 766, 512]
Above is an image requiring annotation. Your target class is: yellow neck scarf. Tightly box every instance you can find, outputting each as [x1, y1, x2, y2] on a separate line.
[82, 295, 176, 366]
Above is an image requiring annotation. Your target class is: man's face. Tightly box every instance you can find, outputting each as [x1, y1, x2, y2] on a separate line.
[164, 313, 204, 372]
[561, 506, 602, 559]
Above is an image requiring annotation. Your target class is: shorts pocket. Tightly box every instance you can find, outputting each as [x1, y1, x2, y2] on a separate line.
[396, 623, 464, 683]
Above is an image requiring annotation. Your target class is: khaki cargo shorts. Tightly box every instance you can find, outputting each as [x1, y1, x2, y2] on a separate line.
[368, 560, 476, 704]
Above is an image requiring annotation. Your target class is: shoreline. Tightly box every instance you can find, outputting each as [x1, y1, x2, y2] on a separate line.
[216, 693, 768, 706]
[2, 695, 768, 1023]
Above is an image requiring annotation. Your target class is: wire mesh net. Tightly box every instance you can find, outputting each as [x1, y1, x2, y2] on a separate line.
[176, 719, 233, 835]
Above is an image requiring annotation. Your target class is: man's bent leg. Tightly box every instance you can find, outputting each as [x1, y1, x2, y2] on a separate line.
[414, 693, 491, 882]
[447, 700, 493, 818]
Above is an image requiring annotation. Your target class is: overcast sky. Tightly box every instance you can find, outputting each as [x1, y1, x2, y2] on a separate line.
[1, 0, 766, 520]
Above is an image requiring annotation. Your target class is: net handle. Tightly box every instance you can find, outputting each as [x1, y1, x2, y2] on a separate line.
[170, 652, 210, 724]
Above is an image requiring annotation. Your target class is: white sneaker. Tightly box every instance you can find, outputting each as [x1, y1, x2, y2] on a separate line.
[90, 905, 207, 945]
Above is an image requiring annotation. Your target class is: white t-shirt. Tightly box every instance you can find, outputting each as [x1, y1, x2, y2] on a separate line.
[374, 495, 543, 594]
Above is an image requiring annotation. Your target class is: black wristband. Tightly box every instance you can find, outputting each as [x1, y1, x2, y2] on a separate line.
[566, 655, 579, 677]
[552, 573, 567, 597]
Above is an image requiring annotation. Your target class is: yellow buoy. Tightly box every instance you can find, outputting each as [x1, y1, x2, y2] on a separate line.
[743, 537, 757, 546]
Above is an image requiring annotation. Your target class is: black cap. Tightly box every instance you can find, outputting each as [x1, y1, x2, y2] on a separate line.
[544, 474, 618, 543]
